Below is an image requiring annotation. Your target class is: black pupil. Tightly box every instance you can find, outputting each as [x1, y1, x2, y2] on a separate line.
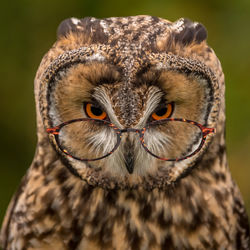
[91, 105, 103, 116]
[155, 107, 168, 116]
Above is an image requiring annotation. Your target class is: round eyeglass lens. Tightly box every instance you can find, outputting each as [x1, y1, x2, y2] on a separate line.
[143, 120, 203, 160]
[57, 120, 119, 160]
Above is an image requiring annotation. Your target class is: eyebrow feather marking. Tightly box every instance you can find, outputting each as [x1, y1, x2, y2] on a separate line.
[92, 86, 123, 128]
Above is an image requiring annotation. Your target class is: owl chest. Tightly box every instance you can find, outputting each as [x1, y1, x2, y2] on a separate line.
[48, 186, 234, 250]
[10, 177, 235, 250]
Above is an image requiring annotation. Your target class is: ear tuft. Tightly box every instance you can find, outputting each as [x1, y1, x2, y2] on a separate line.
[57, 17, 87, 38]
[172, 18, 207, 46]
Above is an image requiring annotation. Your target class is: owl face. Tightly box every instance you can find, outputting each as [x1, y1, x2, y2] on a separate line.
[38, 16, 221, 188]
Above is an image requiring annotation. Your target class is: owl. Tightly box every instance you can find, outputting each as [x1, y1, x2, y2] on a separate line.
[1, 15, 249, 250]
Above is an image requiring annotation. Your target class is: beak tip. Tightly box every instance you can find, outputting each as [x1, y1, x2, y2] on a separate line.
[126, 166, 134, 174]
[124, 141, 135, 174]
[125, 159, 134, 174]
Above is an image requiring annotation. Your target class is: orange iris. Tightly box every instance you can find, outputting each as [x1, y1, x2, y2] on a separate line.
[85, 103, 107, 120]
[152, 103, 174, 120]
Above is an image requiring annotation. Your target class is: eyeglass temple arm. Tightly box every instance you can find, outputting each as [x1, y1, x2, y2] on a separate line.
[202, 127, 216, 137]
[46, 127, 60, 135]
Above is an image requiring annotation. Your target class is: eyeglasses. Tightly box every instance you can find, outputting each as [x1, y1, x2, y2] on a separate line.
[47, 118, 215, 162]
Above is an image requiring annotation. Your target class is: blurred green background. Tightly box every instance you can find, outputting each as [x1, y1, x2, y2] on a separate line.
[0, 0, 250, 225]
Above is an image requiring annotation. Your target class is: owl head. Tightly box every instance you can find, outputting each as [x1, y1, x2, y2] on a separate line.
[36, 16, 224, 189]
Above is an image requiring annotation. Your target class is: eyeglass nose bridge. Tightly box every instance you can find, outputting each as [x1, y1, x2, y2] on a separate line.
[120, 128, 141, 134]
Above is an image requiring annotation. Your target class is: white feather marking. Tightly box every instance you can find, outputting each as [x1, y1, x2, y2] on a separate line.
[87, 128, 117, 156]
[71, 17, 80, 25]
[87, 53, 105, 62]
[193, 22, 199, 28]
[144, 129, 174, 156]
[100, 20, 109, 34]
[48, 101, 62, 127]
[137, 86, 163, 128]
[93, 87, 123, 128]
[172, 19, 185, 33]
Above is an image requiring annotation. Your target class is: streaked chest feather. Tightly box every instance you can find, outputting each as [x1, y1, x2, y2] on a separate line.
[7, 157, 237, 250]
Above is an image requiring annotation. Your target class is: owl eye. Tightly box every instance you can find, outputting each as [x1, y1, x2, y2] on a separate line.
[84, 103, 107, 120]
[151, 103, 174, 120]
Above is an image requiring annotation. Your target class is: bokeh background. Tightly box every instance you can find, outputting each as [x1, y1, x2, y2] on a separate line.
[0, 0, 250, 226]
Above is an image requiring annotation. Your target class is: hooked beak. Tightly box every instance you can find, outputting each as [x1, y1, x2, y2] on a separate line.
[124, 151, 134, 174]
[123, 137, 135, 174]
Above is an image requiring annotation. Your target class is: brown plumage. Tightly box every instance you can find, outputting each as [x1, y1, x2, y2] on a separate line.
[1, 15, 249, 249]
